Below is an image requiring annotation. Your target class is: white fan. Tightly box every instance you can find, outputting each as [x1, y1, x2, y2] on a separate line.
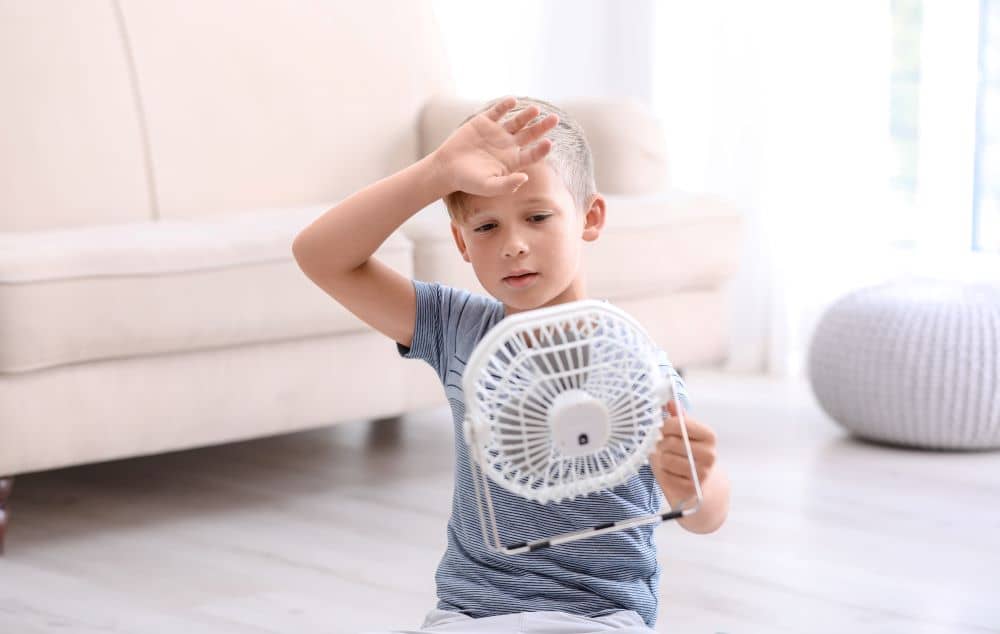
[462, 299, 702, 555]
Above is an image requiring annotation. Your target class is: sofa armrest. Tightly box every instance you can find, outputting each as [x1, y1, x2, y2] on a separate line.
[418, 95, 670, 196]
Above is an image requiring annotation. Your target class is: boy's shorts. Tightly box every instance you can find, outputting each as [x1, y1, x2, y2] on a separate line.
[362, 607, 656, 633]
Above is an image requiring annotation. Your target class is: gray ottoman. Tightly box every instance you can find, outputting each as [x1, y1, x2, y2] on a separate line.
[808, 278, 1000, 450]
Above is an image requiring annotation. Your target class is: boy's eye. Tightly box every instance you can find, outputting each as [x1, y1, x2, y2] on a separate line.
[474, 214, 550, 233]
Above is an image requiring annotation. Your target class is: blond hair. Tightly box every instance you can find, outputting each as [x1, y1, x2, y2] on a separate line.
[443, 96, 597, 222]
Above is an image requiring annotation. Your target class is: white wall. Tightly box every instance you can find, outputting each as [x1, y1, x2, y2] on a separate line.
[432, 0, 652, 104]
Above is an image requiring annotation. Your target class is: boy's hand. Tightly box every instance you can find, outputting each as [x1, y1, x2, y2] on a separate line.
[432, 96, 559, 197]
[649, 400, 718, 505]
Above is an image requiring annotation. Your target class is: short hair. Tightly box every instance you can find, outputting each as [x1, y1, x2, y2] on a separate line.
[443, 96, 597, 223]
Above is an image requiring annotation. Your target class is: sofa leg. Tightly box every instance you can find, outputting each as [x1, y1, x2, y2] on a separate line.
[0, 476, 13, 555]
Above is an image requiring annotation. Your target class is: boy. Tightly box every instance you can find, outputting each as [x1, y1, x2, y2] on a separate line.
[292, 96, 730, 632]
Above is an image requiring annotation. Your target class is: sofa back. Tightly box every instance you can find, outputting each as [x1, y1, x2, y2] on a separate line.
[1, 1, 452, 231]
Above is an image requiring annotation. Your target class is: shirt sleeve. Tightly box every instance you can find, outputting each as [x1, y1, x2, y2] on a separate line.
[396, 279, 448, 381]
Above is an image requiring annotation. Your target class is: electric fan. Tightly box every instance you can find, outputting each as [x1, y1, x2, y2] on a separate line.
[462, 299, 703, 555]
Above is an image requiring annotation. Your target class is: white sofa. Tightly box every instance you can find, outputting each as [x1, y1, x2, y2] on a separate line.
[0, 1, 742, 551]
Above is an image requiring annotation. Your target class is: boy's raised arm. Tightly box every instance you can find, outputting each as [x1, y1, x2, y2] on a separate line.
[291, 154, 443, 349]
[291, 96, 558, 348]
[292, 154, 449, 277]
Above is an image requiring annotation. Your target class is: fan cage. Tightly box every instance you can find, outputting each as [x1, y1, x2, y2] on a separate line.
[465, 302, 668, 504]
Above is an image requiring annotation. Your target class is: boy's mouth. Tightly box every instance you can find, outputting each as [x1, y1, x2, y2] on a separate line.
[503, 272, 539, 288]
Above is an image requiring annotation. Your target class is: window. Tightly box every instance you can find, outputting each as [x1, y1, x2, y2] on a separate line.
[974, 0, 1000, 252]
[890, 0, 923, 209]
[889, 1, 997, 254]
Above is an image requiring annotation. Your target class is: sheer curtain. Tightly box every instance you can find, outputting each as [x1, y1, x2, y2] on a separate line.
[652, 1, 895, 376]
[431, 0, 650, 103]
[432, 1, 903, 378]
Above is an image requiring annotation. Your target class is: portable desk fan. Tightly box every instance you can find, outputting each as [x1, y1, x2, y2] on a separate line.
[462, 299, 702, 555]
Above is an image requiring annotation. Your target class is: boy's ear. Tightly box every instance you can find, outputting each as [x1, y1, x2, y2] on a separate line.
[581, 193, 606, 242]
[450, 221, 471, 262]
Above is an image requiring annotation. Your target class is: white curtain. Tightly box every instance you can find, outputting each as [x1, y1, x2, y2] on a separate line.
[431, 0, 544, 100]
[652, 1, 897, 377]
[431, 0, 651, 103]
[432, 1, 925, 378]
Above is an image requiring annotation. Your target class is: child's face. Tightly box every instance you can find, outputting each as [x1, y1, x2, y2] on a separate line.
[450, 162, 605, 315]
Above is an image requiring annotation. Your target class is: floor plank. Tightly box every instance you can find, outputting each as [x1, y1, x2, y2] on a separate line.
[1, 370, 997, 633]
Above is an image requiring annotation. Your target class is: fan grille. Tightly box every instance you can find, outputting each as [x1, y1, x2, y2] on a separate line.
[466, 302, 666, 503]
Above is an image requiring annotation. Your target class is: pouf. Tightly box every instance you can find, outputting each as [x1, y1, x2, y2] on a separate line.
[808, 278, 1000, 450]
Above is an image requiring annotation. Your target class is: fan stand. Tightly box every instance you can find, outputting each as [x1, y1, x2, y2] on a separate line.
[467, 372, 703, 555]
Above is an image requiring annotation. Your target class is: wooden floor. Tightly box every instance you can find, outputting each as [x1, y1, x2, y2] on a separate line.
[1, 370, 998, 633]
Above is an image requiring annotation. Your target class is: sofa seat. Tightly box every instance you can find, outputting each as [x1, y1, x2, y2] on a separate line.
[0, 206, 413, 374]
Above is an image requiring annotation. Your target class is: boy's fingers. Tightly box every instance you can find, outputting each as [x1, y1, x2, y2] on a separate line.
[655, 454, 697, 480]
[513, 113, 558, 146]
[658, 436, 717, 465]
[486, 96, 517, 122]
[485, 172, 529, 195]
[502, 105, 540, 134]
[661, 416, 708, 441]
[661, 412, 715, 443]
[517, 138, 552, 167]
[666, 399, 682, 417]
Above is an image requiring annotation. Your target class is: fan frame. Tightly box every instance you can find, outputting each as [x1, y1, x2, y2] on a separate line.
[462, 299, 703, 555]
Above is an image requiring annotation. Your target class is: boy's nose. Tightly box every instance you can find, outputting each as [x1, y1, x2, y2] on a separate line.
[502, 241, 528, 258]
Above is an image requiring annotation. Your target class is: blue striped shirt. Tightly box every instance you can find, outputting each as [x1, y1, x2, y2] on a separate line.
[396, 280, 690, 628]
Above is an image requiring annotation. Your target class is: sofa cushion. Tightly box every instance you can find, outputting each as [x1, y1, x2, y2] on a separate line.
[0, 3, 153, 231]
[0, 206, 412, 374]
[398, 194, 742, 299]
[116, 1, 451, 221]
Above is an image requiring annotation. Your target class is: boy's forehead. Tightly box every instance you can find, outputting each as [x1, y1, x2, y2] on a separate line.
[464, 165, 572, 217]
[468, 194, 557, 212]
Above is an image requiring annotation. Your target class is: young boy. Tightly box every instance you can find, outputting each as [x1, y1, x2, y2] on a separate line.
[292, 96, 730, 632]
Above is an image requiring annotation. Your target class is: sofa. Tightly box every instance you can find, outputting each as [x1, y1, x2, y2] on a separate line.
[0, 0, 742, 552]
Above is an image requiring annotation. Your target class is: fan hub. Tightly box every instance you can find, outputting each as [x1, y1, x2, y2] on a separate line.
[548, 389, 610, 458]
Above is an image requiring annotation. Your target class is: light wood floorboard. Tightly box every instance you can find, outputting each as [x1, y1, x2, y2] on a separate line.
[1, 370, 997, 633]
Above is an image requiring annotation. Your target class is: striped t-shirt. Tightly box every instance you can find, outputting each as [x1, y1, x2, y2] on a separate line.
[396, 280, 691, 628]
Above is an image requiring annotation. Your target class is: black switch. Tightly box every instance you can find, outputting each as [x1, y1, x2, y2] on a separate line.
[578, 433, 589, 446]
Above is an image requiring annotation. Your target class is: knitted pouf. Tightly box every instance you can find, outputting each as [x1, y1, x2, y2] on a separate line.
[808, 278, 1000, 450]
